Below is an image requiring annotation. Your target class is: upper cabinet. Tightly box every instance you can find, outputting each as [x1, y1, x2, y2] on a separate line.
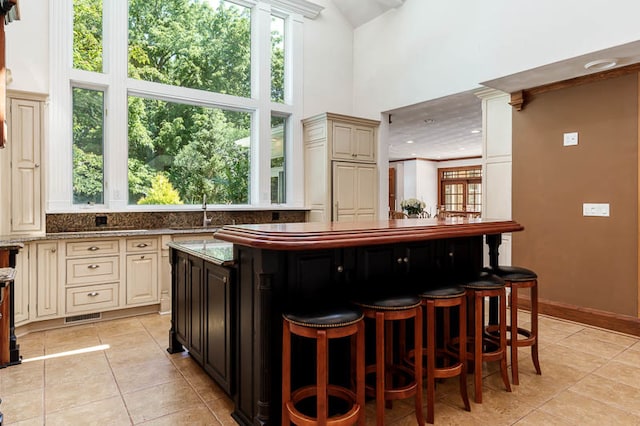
[331, 119, 377, 162]
[304, 112, 378, 163]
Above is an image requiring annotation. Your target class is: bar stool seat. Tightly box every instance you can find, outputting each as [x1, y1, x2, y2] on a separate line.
[490, 265, 541, 385]
[354, 294, 424, 426]
[418, 285, 470, 424]
[460, 274, 512, 403]
[282, 306, 365, 426]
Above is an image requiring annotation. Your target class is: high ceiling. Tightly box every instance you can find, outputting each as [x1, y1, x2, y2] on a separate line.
[331, 0, 406, 28]
[331, 2, 640, 162]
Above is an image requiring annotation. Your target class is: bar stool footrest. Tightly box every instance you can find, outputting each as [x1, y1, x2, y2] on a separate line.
[287, 384, 361, 426]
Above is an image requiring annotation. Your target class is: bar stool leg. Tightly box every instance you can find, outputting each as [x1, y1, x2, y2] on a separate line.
[317, 329, 328, 424]
[356, 321, 366, 426]
[414, 307, 425, 426]
[425, 299, 436, 424]
[375, 311, 385, 426]
[458, 298, 470, 412]
[282, 322, 291, 426]
[531, 282, 542, 375]
[473, 293, 483, 404]
[510, 283, 520, 385]
[499, 290, 512, 393]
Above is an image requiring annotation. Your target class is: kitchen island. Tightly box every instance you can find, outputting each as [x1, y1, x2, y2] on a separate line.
[200, 217, 523, 425]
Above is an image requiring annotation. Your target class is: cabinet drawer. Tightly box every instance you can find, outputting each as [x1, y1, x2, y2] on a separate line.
[66, 283, 119, 314]
[126, 237, 158, 252]
[66, 256, 120, 286]
[66, 240, 119, 257]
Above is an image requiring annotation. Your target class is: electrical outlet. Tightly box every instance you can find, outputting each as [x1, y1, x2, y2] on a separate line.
[583, 203, 609, 217]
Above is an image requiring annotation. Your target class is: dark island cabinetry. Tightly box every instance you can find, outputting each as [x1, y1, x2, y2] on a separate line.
[168, 245, 234, 395]
[215, 218, 523, 425]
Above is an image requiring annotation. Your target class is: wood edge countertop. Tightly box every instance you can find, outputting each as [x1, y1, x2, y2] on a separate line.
[214, 218, 524, 250]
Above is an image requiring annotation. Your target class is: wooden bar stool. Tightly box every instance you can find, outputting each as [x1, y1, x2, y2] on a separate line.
[419, 286, 470, 424]
[354, 295, 424, 426]
[490, 266, 541, 385]
[460, 274, 511, 403]
[282, 307, 365, 426]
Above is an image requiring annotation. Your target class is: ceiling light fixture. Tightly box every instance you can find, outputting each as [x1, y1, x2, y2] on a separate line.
[406, 140, 414, 144]
[424, 119, 436, 124]
[470, 129, 481, 134]
[584, 58, 618, 71]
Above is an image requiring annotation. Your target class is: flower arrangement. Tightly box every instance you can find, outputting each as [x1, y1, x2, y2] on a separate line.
[400, 198, 426, 215]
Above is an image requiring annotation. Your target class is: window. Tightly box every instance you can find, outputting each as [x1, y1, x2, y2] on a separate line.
[271, 15, 285, 103]
[438, 166, 482, 214]
[72, 87, 105, 204]
[52, 0, 310, 211]
[270, 115, 286, 203]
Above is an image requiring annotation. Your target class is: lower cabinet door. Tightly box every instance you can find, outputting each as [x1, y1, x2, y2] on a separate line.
[204, 262, 233, 395]
[126, 253, 158, 305]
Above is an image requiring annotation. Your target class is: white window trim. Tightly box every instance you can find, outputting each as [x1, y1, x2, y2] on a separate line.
[48, 0, 311, 212]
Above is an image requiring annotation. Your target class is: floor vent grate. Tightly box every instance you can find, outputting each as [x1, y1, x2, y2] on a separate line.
[65, 312, 101, 324]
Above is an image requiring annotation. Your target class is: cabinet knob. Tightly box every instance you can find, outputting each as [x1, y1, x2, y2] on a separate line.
[88, 292, 99, 297]
[140, 255, 145, 259]
[34, 163, 40, 168]
[397, 257, 403, 264]
[88, 246, 99, 251]
[51, 248, 56, 253]
[136, 243, 148, 248]
[403, 257, 409, 263]
[87, 264, 100, 269]
[223, 276, 227, 284]
[337, 265, 344, 272]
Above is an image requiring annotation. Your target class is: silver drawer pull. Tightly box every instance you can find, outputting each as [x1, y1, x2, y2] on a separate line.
[88, 292, 99, 297]
[88, 246, 100, 251]
[136, 243, 148, 248]
[87, 264, 100, 269]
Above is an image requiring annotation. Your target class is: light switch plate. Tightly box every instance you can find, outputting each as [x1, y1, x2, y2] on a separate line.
[564, 132, 578, 146]
[583, 203, 610, 217]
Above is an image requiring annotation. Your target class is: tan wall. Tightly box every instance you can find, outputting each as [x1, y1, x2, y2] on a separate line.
[512, 74, 638, 317]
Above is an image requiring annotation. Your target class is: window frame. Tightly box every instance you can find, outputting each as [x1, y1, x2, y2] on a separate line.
[437, 165, 482, 214]
[49, 0, 307, 212]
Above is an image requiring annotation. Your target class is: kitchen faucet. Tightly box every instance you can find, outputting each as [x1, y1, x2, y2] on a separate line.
[202, 194, 212, 227]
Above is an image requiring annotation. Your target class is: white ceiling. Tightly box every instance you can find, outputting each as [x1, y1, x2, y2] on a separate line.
[332, 3, 640, 162]
[387, 90, 482, 161]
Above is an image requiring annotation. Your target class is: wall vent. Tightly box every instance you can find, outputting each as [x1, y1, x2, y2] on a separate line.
[64, 312, 101, 324]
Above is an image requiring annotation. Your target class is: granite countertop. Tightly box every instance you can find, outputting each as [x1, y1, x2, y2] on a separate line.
[0, 227, 219, 245]
[167, 239, 234, 266]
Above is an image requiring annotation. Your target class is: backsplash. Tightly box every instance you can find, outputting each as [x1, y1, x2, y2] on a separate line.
[46, 210, 306, 233]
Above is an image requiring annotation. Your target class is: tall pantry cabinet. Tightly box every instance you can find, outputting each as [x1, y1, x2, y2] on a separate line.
[303, 113, 380, 222]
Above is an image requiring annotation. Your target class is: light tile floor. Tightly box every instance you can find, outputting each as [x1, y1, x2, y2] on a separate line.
[1, 311, 639, 425]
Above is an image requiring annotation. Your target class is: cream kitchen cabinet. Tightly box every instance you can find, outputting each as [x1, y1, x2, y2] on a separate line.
[332, 162, 377, 222]
[14, 235, 162, 329]
[13, 245, 30, 325]
[303, 113, 380, 222]
[331, 119, 377, 162]
[35, 242, 60, 318]
[2, 93, 46, 235]
[125, 237, 159, 306]
[65, 239, 120, 315]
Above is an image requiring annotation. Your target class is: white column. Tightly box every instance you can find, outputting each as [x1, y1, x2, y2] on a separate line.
[476, 88, 512, 266]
